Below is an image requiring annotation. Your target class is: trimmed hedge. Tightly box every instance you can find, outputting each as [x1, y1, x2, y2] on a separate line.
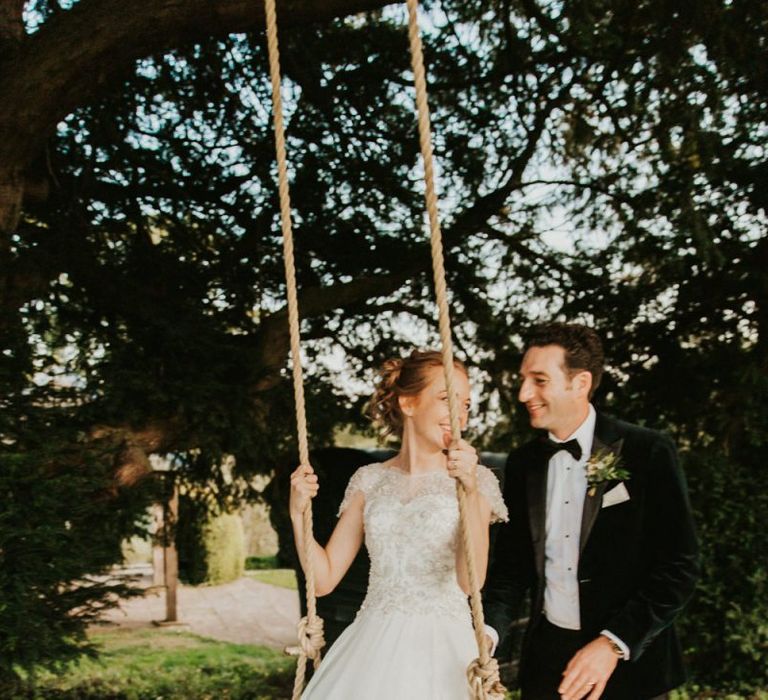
[177, 494, 245, 586]
[203, 512, 245, 585]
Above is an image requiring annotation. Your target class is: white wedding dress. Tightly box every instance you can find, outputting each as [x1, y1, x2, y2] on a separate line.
[302, 462, 507, 700]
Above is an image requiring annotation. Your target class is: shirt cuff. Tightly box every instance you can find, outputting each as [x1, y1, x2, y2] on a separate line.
[600, 629, 630, 660]
[484, 625, 499, 656]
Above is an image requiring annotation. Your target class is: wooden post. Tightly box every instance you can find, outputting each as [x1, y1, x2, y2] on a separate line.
[164, 480, 179, 623]
[152, 501, 166, 588]
[152, 473, 185, 628]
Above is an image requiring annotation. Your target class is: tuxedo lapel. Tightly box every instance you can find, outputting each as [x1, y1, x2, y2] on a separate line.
[579, 415, 624, 555]
[527, 445, 549, 579]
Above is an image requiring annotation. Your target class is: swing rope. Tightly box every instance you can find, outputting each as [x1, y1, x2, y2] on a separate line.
[263, 0, 325, 697]
[404, 0, 505, 697]
[265, 0, 505, 696]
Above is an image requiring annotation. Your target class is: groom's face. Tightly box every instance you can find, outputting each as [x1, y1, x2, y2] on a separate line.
[518, 344, 590, 436]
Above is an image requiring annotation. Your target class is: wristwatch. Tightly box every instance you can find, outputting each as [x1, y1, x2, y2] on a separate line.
[605, 637, 624, 658]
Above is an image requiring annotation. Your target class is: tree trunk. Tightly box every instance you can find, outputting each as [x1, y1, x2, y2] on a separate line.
[0, 165, 21, 241]
[0, 0, 554, 481]
[0, 0, 394, 235]
[0, 0, 24, 48]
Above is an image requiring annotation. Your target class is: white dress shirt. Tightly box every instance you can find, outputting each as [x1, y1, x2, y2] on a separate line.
[486, 404, 629, 659]
[544, 404, 595, 629]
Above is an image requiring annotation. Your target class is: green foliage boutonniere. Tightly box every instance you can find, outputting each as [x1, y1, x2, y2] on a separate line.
[585, 449, 630, 496]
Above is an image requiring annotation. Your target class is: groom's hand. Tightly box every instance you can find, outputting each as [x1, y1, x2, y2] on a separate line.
[557, 636, 618, 700]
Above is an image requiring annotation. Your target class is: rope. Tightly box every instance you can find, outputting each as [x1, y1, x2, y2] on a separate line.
[262, 0, 502, 695]
[404, 1, 506, 698]
[262, 0, 325, 696]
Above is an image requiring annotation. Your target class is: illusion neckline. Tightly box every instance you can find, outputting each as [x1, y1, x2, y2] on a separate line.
[381, 463, 448, 478]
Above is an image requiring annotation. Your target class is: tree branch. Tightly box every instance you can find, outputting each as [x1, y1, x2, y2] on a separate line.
[251, 269, 413, 389]
[0, 0, 394, 171]
[0, 0, 24, 51]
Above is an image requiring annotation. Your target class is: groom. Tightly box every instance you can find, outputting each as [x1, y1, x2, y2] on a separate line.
[483, 323, 699, 700]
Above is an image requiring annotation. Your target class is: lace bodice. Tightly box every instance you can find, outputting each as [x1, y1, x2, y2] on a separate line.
[338, 463, 508, 620]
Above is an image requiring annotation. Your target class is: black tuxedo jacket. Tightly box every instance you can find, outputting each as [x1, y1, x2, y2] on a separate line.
[483, 412, 700, 698]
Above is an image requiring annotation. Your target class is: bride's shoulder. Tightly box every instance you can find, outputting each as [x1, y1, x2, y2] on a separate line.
[345, 461, 387, 489]
[476, 464, 509, 523]
[476, 463, 502, 483]
[338, 462, 386, 516]
[353, 461, 388, 475]
[476, 463, 504, 496]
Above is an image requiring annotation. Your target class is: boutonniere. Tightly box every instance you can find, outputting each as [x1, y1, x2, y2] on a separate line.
[585, 449, 629, 496]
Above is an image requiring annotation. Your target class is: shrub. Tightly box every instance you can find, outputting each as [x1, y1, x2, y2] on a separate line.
[176, 494, 208, 585]
[0, 428, 153, 694]
[176, 493, 245, 585]
[203, 512, 245, 585]
[679, 449, 768, 694]
[245, 555, 279, 570]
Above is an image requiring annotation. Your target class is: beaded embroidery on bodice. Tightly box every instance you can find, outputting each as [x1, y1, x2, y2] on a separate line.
[338, 463, 508, 620]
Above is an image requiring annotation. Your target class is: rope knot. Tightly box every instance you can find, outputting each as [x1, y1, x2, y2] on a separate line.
[297, 615, 325, 663]
[466, 655, 506, 700]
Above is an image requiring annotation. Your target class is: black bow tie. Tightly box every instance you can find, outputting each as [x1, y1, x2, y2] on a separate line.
[541, 437, 583, 462]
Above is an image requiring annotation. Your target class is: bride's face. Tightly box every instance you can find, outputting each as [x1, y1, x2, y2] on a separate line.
[400, 365, 471, 449]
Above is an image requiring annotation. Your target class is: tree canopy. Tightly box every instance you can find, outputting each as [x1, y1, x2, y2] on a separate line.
[1, 0, 766, 691]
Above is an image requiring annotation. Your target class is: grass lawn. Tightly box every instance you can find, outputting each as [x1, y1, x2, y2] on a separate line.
[17, 624, 767, 700]
[245, 568, 297, 590]
[25, 627, 295, 700]
[672, 691, 768, 700]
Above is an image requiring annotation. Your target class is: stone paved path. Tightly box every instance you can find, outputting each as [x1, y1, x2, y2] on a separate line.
[96, 570, 301, 649]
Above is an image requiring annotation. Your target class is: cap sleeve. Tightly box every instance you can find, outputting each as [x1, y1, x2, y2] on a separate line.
[337, 463, 378, 517]
[477, 464, 508, 524]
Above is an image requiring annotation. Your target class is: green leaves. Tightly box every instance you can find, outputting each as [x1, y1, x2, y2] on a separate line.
[0, 416, 155, 687]
[4, 1, 767, 687]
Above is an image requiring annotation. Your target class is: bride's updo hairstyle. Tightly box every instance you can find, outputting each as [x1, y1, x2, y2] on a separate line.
[368, 349, 467, 438]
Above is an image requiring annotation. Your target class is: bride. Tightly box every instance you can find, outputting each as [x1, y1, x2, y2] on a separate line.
[290, 349, 507, 699]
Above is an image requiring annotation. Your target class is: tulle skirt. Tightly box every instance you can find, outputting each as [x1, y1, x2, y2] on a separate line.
[301, 608, 477, 700]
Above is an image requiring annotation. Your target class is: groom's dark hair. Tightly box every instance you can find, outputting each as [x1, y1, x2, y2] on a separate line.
[524, 323, 605, 398]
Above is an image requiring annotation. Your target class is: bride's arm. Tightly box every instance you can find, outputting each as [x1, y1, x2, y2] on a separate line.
[454, 490, 492, 594]
[447, 441, 493, 593]
[290, 464, 365, 596]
